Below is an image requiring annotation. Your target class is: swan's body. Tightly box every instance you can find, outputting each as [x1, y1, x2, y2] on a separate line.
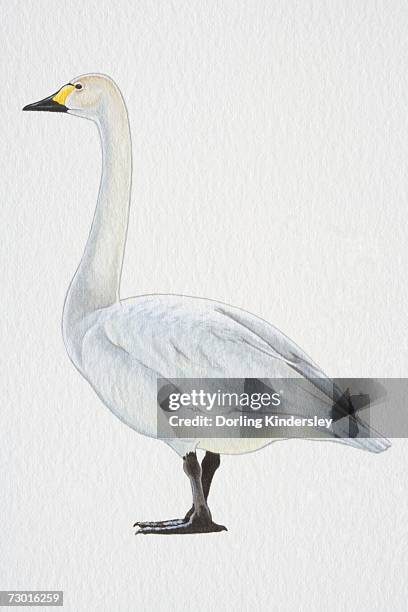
[63, 292, 324, 455]
[24, 74, 390, 534]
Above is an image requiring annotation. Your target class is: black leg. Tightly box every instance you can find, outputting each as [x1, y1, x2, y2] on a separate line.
[201, 451, 221, 499]
[134, 452, 226, 535]
[184, 451, 220, 520]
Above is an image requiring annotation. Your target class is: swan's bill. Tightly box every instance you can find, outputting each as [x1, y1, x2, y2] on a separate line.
[23, 84, 75, 113]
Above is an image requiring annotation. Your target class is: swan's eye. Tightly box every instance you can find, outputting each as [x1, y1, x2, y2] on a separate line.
[75, 83, 83, 90]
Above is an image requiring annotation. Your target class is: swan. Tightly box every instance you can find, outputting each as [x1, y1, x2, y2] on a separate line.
[23, 74, 390, 535]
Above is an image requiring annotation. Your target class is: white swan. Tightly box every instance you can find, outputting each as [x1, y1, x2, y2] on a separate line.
[23, 74, 390, 535]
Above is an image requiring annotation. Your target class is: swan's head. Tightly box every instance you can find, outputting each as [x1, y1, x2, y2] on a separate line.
[23, 74, 122, 122]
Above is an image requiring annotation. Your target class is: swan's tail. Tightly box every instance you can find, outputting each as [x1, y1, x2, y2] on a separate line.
[330, 389, 391, 453]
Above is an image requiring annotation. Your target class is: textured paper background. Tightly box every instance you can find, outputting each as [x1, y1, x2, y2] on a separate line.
[1, 1, 408, 610]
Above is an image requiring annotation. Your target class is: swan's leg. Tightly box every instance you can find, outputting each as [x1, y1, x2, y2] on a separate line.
[134, 452, 226, 535]
[184, 451, 220, 520]
[135, 451, 220, 527]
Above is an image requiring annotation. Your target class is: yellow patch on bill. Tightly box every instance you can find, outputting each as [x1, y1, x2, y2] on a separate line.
[52, 84, 75, 106]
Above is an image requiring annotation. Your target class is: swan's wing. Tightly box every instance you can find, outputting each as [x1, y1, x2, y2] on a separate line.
[107, 296, 341, 403]
[87, 295, 389, 450]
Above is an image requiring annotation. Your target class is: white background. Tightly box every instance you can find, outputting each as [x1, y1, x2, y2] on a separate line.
[1, 1, 408, 610]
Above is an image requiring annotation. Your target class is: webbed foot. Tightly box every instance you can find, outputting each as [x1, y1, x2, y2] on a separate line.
[134, 511, 227, 535]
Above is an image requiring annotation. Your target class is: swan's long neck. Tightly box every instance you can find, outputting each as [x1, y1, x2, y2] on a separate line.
[63, 95, 131, 344]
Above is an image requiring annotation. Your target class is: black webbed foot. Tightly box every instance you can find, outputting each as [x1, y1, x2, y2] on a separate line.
[134, 512, 227, 535]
